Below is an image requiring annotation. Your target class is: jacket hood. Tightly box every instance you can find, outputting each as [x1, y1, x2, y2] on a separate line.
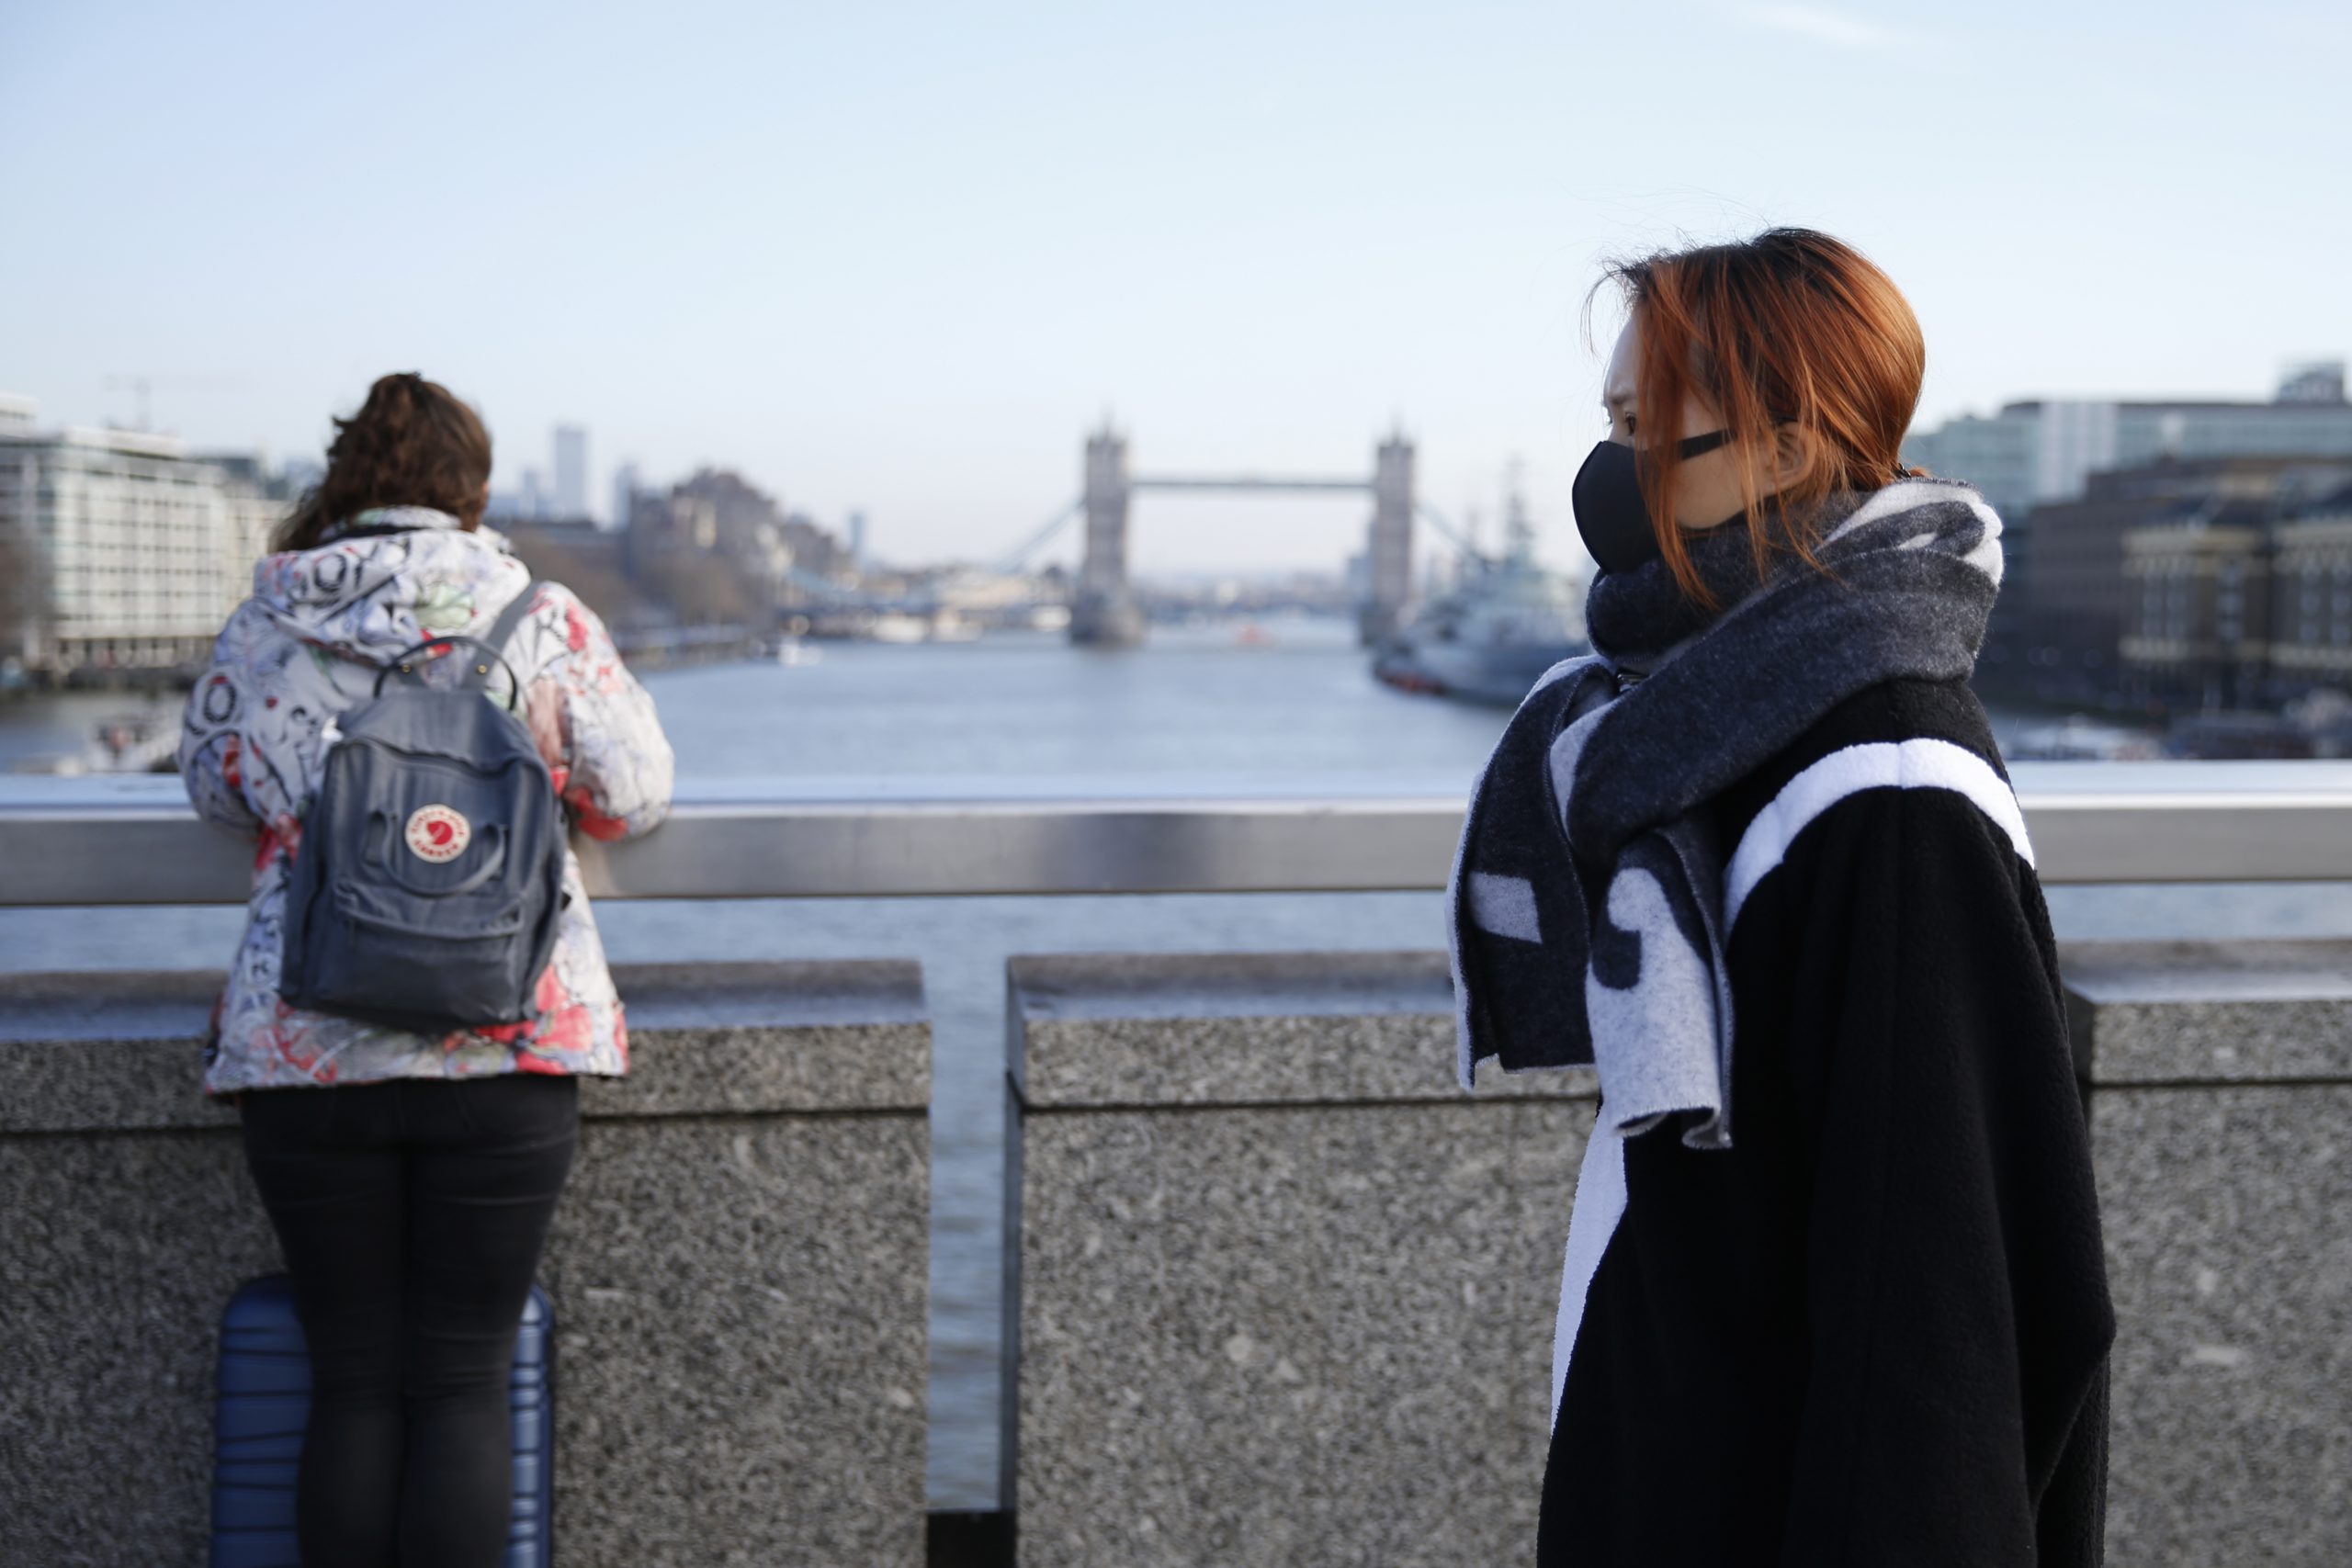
[248, 507, 531, 664]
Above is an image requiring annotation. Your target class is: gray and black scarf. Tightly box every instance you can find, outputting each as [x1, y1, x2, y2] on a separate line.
[1447, 478, 2005, 1148]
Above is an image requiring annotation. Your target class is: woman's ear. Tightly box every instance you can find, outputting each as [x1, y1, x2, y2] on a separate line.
[1771, 423, 1821, 491]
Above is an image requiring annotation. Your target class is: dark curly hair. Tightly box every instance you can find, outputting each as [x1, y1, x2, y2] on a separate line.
[275, 372, 494, 551]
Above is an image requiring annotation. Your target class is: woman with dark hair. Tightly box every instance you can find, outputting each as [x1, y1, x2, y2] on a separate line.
[182, 372, 673, 1567]
[1448, 231, 2114, 1564]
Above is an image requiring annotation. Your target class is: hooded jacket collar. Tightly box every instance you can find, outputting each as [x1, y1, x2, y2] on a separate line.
[253, 512, 527, 665]
[316, 504, 470, 544]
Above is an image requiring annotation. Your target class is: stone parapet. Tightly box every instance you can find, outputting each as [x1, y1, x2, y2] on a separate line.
[1009, 942, 2352, 1567]
[12, 937, 2346, 1564]
[1007, 951, 1592, 1568]
[2064, 938, 2352, 1083]
[0, 962, 930, 1567]
[2065, 939, 2352, 1565]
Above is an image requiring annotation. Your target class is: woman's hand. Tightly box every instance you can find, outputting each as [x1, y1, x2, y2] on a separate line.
[524, 675, 571, 795]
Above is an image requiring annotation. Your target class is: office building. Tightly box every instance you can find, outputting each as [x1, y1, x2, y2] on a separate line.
[612, 463, 641, 535]
[553, 423, 589, 520]
[622, 469, 856, 625]
[781, 512, 850, 581]
[2119, 502, 2274, 709]
[1904, 361, 2352, 605]
[1905, 361, 2352, 518]
[0, 397, 286, 674]
[2017, 455, 2352, 699]
[2118, 479, 2352, 709]
[2266, 485, 2352, 689]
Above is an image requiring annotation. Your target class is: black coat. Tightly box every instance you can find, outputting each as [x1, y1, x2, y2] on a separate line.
[1537, 677, 2115, 1566]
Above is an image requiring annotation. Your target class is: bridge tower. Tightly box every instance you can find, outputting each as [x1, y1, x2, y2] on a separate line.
[1071, 425, 1144, 648]
[1359, 433, 1416, 644]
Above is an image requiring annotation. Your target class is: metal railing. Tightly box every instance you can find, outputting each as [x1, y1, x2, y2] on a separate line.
[6, 762, 2352, 908]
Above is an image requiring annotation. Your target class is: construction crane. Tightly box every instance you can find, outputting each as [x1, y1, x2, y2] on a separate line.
[100, 374, 246, 432]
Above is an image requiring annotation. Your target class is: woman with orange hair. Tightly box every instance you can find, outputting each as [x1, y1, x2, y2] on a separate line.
[1449, 229, 2114, 1563]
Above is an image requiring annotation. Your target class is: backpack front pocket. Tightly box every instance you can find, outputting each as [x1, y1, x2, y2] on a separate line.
[309, 887, 539, 1029]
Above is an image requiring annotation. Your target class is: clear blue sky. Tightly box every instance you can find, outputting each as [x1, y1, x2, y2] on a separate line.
[3, 1, 2344, 572]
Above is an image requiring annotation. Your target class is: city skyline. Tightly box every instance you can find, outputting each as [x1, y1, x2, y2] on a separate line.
[3, 0, 2345, 571]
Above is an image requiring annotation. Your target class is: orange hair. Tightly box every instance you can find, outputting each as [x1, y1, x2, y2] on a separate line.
[1594, 228, 1926, 607]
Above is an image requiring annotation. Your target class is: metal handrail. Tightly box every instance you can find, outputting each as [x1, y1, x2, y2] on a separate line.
[4, 764, 2351, 907]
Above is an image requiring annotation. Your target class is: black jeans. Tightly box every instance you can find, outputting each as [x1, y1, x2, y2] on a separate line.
[240, 1074, 578, 1568]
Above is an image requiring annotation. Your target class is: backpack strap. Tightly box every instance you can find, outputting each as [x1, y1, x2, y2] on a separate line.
[481, 581, 547, 671]
[467, 581, 548, 702]
[371, 581, 548, 707]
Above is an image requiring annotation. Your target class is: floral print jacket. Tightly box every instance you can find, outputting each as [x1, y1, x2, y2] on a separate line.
[181, 507, 674, 1095]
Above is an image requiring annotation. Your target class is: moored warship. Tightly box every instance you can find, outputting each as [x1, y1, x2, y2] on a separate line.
[1371, 480, 1587, 706]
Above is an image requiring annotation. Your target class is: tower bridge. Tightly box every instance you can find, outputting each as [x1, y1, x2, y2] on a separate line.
[1068, 425, 1418, 648]
[788, 423, 1432, 644]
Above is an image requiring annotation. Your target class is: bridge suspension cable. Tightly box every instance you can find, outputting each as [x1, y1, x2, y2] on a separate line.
[992, 499, 1082, 573]
[1414, 502, 1490, 566]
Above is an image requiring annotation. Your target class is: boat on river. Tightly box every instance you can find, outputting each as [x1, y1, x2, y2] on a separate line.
[45, 711, 181, 775]
[1371, 483, 1586, 706]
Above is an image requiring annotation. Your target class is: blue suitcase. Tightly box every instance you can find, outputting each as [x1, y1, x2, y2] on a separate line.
[209, 1274, 555, 1568]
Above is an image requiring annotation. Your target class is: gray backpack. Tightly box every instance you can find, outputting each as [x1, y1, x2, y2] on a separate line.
[279, 584, 568, 1036]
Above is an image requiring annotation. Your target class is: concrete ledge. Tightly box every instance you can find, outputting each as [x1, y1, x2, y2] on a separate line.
[2062, 939, 2352, 1083]
[1009, 951, 1584, 1567]
[0, 970, 239, 1134]
[0, 961, 930, 1568]
[1012, 942, 2352, 1566]
[0, 962, 929, 1134]
[2065, 939, 2352, 1564]
[1011, 951, 1592, 1109]
[580, 960, 929, 1116]
[0, 1120, 279, 1558]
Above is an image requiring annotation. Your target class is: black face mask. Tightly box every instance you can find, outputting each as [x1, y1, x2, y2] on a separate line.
[1571, 431, 1730, 574]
